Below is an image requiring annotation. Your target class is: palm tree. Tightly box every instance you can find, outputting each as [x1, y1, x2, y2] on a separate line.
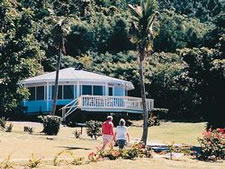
[51, 19, 67, 116]
[128, 0, 158, 145]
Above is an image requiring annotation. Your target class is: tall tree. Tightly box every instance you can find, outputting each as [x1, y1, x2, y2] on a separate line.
[129, 0, 158, 145]
[0, 1, 44, 116]
[51, 19, 67, 115]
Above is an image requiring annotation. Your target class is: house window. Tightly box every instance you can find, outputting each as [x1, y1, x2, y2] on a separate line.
[36, 86, 44, 100]
[93, 86, 103, 95]
[52, 85, 62, 99]
[28, 87, 35, 100]
[108, 87, 113, 96]
[64, 85, 74, 99]
[82, 85, 92, 95]
[114, 87, 123, 96]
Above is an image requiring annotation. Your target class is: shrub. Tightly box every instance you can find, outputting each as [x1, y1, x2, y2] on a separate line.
[26, 154, 42, 168]
[5, 123, 13, 132]
[88, 152, 101, 162]
[148, 115, 160, 127]
[24, 126, 33, 134]
[73, 130, 81, 139]
[88, 142, 152, 162]
[0, 155, 13, 169]
[0, 117, 7, 129]
[100, 149, 120, 160]
[151, 108, 168, 119]
[39, 115, 61, 135]
[53, 150, 84, 166]
[198, 128, 225, 161]
[120, 142, 152, 159]
[86, 120, 102, 140]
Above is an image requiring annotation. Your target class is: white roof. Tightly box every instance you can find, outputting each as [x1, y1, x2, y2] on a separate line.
[22, 67, 134, 90]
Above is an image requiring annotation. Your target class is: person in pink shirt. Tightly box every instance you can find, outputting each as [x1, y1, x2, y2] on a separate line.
[101, 116, 114, 150]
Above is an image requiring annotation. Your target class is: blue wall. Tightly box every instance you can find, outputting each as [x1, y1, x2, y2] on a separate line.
[23, 100, 74, 114]
[22, 84, 126, 114]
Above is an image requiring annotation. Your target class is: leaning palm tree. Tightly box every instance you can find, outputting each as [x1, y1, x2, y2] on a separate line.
[51, 18, 71, 115]
[129, 0, 158, 146]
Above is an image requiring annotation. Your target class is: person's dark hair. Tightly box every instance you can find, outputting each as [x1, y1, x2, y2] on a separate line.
[119, 119, 125, 126]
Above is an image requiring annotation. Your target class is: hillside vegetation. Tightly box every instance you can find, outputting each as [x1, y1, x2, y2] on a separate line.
[0, 0, 224, 127]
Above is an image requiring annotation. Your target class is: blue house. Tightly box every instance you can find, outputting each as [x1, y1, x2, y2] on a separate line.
[21, 67, 154, 119]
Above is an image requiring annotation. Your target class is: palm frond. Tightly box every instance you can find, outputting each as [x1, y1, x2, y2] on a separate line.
[129, 0, 158, 52]
[147, 11, 158, 33]
[128, 4, 143, 19]
[144, 0, 158, 30]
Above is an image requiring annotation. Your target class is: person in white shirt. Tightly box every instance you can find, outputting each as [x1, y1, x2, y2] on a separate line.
[113, 118, 130, 149]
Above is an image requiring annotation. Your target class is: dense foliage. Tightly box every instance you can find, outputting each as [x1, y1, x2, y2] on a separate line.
[198, 129, 225, 161]
[86, 120, 102, 140]
[40, 115, 61, 135]
[0, 0, 224, 127]
[88, 142, 151, 161]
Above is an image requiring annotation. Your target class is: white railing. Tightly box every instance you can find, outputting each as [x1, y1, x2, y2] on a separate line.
[79, 95, 154, 111]
[61, 98, 78, 120]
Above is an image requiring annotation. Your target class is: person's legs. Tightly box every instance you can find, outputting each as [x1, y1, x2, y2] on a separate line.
[102, 135, 113, 150]
[108, 135, 113, 149]
[102, 135, 109, 150]
[109, 141, 113, 149]
[117, 140, 126, 149]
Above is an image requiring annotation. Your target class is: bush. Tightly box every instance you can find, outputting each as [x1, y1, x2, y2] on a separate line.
[73, 130, 81, 139]
[120, 142, 152, 159]
[26, 154, 42, 168]
[0, 155, 13, 169]
[86, 120, 102, 140]
[0, 117, 7, 129]
[148, 115, 160, 127]
[198, 128, 225, 161]
[24, 126, 33, 134]
[54, 150, 84, 166]
[39, 115, 61, 135]
[88, 142, 152, 162]
[5, 123, 13, 132]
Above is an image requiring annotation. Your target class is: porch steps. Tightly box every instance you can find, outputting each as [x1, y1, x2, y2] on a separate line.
[61, 98, 78, 121]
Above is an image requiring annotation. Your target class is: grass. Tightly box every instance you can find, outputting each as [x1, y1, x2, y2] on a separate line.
[0, 121, 224, 169]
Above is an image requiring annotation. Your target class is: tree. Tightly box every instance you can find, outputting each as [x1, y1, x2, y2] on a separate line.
[180, 45, 225, 128]
[0, 1, 44, 116]
[154, 11, 208, 52]
[51, 18, 68, 115]
[129, 0, 158, 145]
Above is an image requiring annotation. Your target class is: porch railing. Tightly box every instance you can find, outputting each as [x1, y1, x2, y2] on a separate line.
[78, 95, 154, 111]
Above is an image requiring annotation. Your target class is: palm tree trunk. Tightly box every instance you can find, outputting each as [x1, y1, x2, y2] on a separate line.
[51, 48, 62, 115]
[139, 53, 149, 146]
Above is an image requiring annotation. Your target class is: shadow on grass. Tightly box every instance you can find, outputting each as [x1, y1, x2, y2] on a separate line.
[57, 146, 91, 151]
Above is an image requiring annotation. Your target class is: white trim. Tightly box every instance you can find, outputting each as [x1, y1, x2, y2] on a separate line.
[74, 84, 76, 98]
[77, 81, 80, 97]
[105, 82, 108, 96]
[47, 82, 49, 111]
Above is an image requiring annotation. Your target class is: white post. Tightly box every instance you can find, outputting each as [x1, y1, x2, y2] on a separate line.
[74, 83, 76, 99]
[77, 81, 80, 97]
[123, 83, 126, 96]
[47, 82, 49, 111]
[123, 83, 126, 108]
[105, 82, 108, 96]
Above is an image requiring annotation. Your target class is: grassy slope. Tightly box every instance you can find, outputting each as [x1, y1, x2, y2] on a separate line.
[0, 121, 224, 169]
[130, 122, 206, 145]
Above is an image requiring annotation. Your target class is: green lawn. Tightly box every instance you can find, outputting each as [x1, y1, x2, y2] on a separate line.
[129, 122, 206, 145]
[1, 121, 223, 169]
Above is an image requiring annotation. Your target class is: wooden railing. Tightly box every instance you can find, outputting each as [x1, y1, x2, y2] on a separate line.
[78, 95, 154, 111]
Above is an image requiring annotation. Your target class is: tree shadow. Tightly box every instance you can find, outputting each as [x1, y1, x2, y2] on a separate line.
[57, 146, 91, 151]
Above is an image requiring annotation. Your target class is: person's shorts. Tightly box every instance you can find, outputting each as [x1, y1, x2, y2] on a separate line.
[103, 134, 113, 144]
[117, 140, 126, 149]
